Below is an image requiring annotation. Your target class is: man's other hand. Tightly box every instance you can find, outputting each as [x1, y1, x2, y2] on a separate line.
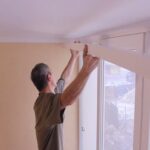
[70, 49, 80, 59]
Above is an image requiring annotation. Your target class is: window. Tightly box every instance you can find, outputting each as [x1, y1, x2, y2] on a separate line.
[102, 61, 136, 150]
[79, 32, 150, 150]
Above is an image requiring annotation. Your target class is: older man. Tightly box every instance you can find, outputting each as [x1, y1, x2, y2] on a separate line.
[31, 45, 99, 150]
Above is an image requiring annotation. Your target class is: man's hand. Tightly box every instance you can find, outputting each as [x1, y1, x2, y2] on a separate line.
[83, 44, 99, 73]
[70, 49, 80, 59]
[83, 55, 99, 73]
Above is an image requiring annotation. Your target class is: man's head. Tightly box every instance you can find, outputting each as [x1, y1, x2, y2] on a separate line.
[31, 63, 56, 92]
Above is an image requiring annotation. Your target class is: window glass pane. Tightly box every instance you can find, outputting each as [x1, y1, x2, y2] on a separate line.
[103, 61, 136, 150]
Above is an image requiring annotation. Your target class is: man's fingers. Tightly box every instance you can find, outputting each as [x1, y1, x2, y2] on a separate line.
[94, 57, 100, 64]
[83, 44, 88, 58]
[93, 56, 100, 61]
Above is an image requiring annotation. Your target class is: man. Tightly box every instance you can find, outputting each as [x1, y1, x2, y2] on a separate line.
[31, 45, 99, 150]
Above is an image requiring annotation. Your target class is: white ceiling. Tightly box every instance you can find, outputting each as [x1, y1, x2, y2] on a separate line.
[0, 0, 150, 42]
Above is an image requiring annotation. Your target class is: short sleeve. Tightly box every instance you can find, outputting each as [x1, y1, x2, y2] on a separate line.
[34, 93, 65, 130]
[54, 78, 65, 94]
[45, 94, 65, 126]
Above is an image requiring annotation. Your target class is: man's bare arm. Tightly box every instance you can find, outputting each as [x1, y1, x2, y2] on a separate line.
[60, 53, 99, 107]
[60, 49, 80, 84]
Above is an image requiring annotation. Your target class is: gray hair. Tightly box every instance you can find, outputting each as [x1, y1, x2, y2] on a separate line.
[31, 63, 51, 91]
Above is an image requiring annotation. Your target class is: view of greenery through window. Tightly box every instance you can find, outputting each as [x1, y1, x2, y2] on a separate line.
[103, 61, 135, 150]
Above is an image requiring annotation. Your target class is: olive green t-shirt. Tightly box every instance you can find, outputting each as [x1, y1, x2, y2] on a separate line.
[34, 79, 65, 150]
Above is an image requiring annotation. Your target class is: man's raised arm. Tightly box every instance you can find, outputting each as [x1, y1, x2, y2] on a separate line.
[60, 45, 99, 107]
[60, 49, 80, 85]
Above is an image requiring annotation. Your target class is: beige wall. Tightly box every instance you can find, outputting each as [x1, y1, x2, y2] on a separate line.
[0, 44, 79, 150]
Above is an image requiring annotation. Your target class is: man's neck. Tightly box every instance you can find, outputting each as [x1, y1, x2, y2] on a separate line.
[40, 86, 55, 94]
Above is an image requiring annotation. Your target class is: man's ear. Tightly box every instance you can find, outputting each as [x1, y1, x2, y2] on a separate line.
[47, 73, 52, 81]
